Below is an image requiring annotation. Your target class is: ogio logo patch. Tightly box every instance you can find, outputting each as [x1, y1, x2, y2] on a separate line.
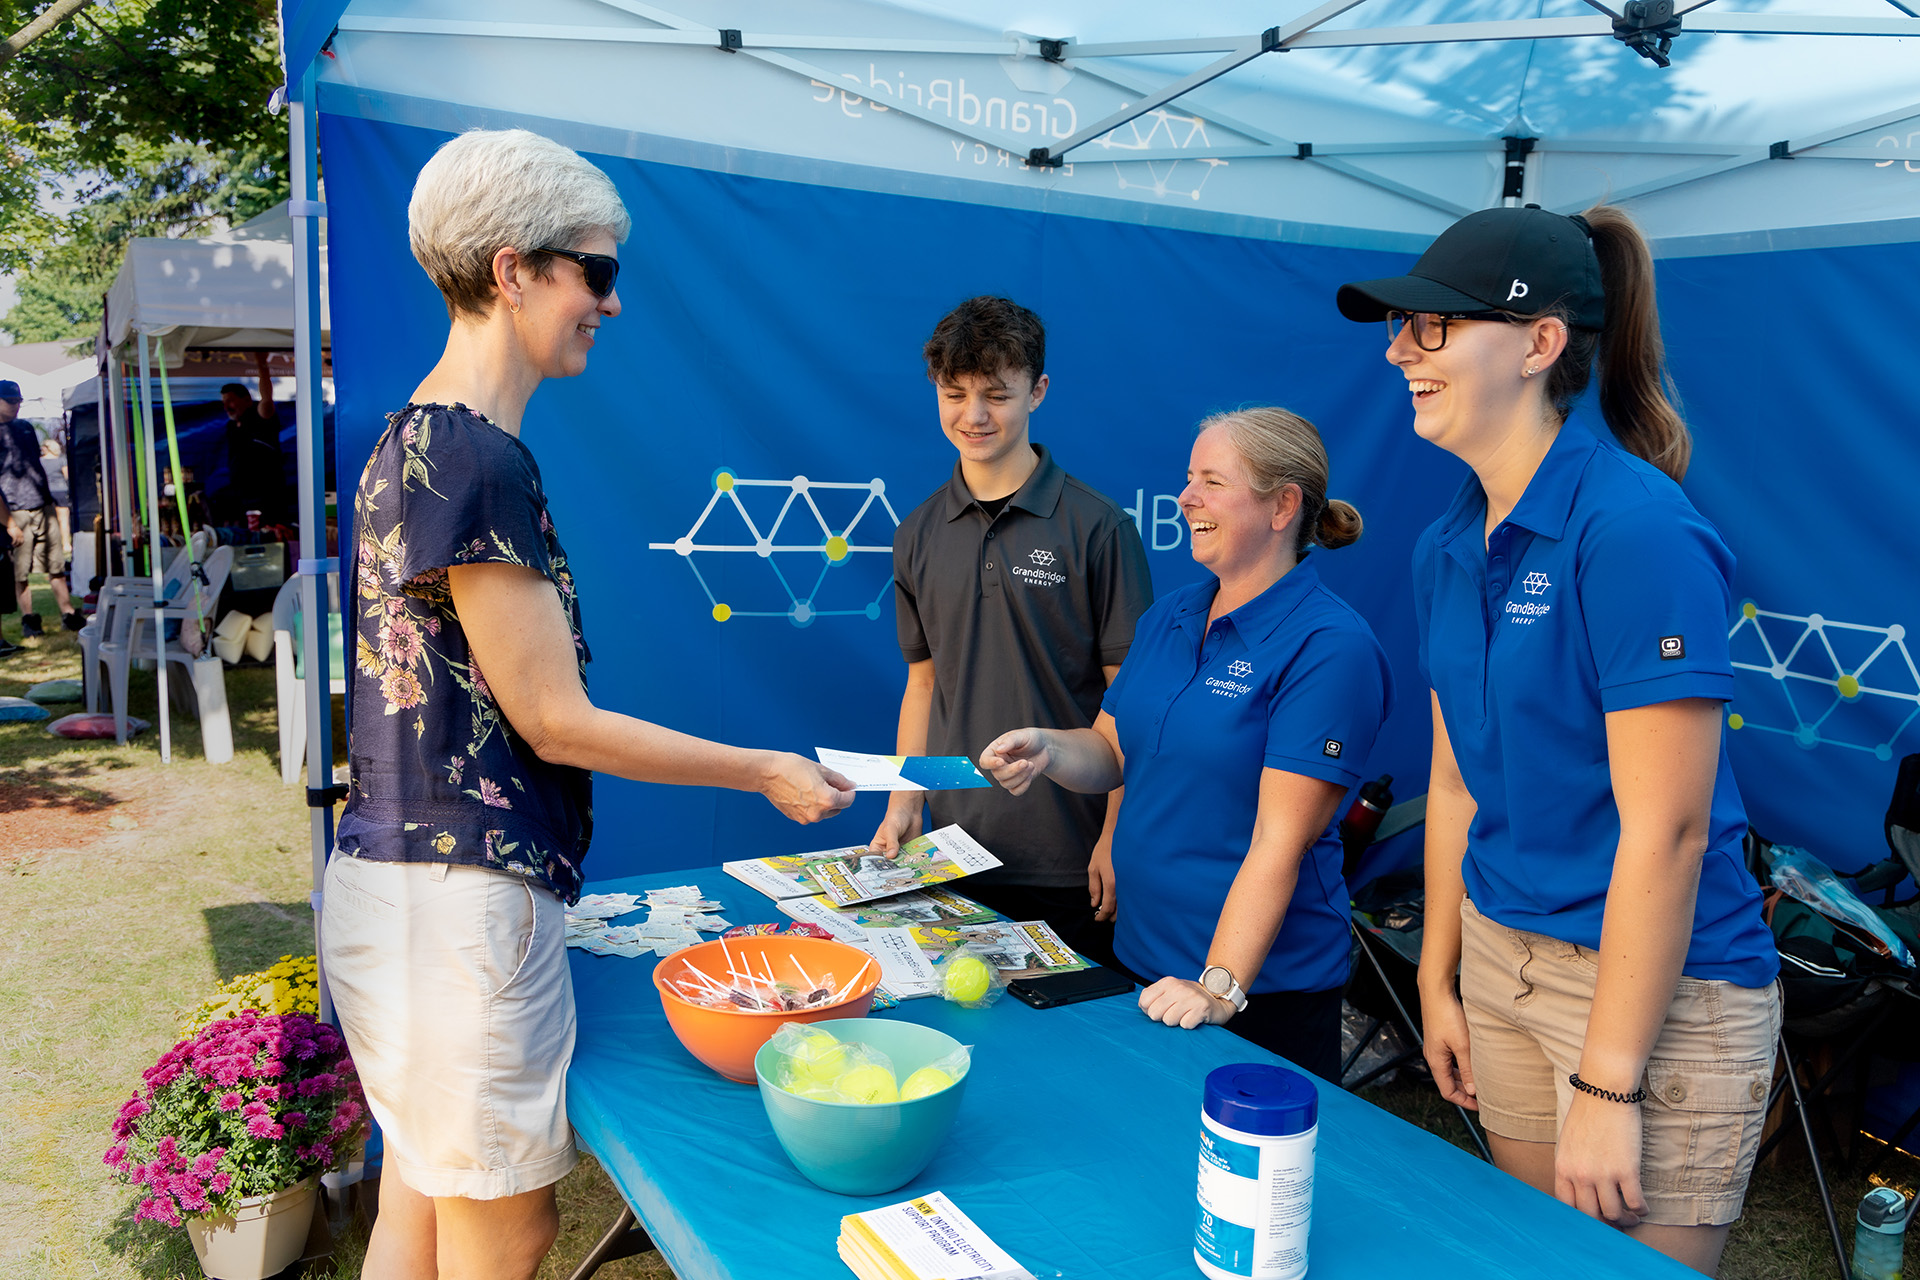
[1660, 635, 1686, 660]
[1323, 739, 1343, 758]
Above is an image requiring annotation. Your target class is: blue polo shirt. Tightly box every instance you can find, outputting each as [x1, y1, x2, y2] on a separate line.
[1103, 560, 1393, 995]
[1414, 422, 1777, 987]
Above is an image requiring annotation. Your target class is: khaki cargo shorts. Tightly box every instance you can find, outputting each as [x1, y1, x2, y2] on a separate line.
[321, 851, 579, 1200]
[1459, 897, 1782, 1226]
[10, 505, 58, 577]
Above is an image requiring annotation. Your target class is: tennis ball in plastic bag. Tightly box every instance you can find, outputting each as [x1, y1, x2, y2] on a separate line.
[900, 1067, 955, 1100]
[837, 1063, 900, 1104]
[943, 955, 992, 1003]
[899, 1045, 971, 1100]
[787, 1031, 850, 1085]
[770, 1022, 852, 1092]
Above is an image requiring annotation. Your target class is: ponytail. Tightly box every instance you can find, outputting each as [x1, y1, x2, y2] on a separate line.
[1542, 205, 1691, 482]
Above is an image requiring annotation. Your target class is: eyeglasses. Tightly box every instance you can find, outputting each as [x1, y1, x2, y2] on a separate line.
[537, 246, 620, 299]
[1385, 309, 1518, 352]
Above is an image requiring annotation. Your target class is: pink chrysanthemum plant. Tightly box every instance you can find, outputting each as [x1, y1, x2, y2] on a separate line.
[104, 1010, 368, 1227]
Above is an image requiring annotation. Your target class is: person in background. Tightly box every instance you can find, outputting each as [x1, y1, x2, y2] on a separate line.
[219, 354, 289, 525]
[0, 380, 79, 635]
[870, 296, 1154, 968]
[40, 435, 76, 624]
[321, 128, 855, 1280]
[1336, 203, 1779, 1276]
[0, 473, 15, 657]
[979, 407, 1391, 1080]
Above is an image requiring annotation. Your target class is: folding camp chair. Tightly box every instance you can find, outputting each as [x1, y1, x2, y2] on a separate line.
[1747, 810, 1920, 1280]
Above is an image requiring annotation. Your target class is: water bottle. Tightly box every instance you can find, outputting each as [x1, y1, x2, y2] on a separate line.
[1339, 775, 1393, 879]
[1853, 1186, 1909, 1280]
[1195, 1063, 1317, 1280]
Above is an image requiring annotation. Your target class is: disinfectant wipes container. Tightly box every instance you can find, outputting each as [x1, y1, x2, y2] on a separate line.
[1195, 1063, 1317, 1280]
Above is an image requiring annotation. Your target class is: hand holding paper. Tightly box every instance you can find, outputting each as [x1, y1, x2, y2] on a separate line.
[815, 747, 992, 792]
[763, 751, 856, 821]
[976, 728, 1052, 796]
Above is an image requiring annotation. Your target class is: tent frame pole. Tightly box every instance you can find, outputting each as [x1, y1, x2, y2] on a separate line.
[135, 331, 171, 761]
[291, 60, 338, 1023]
[104, 353, 132, 578]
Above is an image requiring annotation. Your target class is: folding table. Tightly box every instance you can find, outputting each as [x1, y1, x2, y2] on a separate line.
[566, 870, 1694, 1280]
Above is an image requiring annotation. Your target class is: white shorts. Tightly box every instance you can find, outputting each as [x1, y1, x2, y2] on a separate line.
[320, 852, 578, 1199]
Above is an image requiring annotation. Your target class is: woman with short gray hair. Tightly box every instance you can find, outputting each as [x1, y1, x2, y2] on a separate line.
[321, 128, 854, 1280]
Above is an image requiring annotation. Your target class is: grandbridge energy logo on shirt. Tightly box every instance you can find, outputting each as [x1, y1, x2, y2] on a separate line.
[1012, 547, 1067, 587]
[1206, 660, 1254, 699]
[1507, 571, 1553, 625]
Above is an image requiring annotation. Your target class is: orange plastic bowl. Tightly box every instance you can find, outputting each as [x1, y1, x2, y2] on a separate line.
[652, 936, 881, 1083]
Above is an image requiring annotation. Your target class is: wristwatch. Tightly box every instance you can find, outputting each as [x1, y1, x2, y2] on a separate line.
[1199, 965, 1248, 1012]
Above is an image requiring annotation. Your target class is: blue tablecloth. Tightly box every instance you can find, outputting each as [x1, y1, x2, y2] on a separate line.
[567, 870, 1691, 1280]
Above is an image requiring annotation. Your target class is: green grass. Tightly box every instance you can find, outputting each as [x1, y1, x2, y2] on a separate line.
[0, 580, 668, 1279]
[2, 577, 1911, 1279]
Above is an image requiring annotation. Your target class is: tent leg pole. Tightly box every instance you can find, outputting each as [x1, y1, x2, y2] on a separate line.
[136, 333, 171, 762]
[290, 61, 337, 1022]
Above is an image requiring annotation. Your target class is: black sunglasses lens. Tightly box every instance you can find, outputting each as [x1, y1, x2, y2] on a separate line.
[585, 256, 618, 297]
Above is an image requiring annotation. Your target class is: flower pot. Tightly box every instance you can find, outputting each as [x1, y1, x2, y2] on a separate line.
[184, 1176, 316, 1280]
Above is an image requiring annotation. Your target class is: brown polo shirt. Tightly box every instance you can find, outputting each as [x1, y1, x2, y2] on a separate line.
[893, 444, 1154, 887]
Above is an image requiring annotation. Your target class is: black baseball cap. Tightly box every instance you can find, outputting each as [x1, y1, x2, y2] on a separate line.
[1337, 204, 1605, 331]
[0, 380, 20, 401]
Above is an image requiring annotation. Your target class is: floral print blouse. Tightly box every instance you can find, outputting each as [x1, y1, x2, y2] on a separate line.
[335, 403, 592, 902]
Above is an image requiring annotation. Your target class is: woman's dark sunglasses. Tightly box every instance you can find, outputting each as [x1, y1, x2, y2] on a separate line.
[538, 246, 620, 298]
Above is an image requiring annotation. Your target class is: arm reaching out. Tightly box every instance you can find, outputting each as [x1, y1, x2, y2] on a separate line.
[451, 561, 855, 823]
[979, 711, 1124, 796]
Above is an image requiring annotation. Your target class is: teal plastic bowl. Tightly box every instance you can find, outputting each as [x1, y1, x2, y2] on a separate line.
[754, 1017, 969, 1196]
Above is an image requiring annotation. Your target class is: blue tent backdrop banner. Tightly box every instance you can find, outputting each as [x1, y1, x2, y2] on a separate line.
[319, 111, 1918, 883]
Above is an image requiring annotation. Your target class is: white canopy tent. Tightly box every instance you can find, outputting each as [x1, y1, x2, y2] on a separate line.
[98, 204, 332, 761]
[287, 0, 1920, 253]
[105, 204, 332, 366]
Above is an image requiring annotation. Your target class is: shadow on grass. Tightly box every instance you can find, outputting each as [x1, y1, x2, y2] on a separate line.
[0, 758, 123, 813]
[204, 901, 318, 981]
[101, 1194, 208, 1280]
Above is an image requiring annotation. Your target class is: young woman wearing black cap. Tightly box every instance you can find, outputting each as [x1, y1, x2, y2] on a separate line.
[1338, 206, 1780, 1276]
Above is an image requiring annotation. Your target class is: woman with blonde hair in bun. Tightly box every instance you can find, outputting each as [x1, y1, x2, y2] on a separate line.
[980, 407, 1392, 1078]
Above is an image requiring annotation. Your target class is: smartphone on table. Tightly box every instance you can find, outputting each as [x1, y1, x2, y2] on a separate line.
[1007, 964, 1136, 1009]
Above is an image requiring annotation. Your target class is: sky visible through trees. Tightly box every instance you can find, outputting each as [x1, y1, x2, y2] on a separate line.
[0, 0, 288, 346]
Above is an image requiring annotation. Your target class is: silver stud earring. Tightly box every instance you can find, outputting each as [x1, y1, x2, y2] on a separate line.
[1524, 365, 1537, 377]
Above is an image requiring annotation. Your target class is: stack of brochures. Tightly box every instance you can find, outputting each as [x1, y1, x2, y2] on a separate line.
[839, 1192, 1035, 1280]
[723, 825, 1089, 1001]
[723, 825, 1003, 907]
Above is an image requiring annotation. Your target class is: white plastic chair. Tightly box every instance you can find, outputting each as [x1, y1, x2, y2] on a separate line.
[83, 541, 198, 714]
[273, 573, 344, 785]
[99, 545, 233, 749]
[81, 534, 211, 711]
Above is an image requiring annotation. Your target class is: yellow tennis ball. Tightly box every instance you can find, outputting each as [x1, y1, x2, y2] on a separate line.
[900, 1067, 955, 1100]
[786, 1032, 850, 1086]
[836, 1064, 899, 1105]
[944, 955, 992, 1004]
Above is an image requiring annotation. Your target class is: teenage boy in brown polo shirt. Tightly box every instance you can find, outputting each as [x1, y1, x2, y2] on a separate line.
[869, 296, 1153, 965]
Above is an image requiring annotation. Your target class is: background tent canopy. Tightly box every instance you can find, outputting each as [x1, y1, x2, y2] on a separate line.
[106, 203, 331, 364]
[283, 0, 1920, 254]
